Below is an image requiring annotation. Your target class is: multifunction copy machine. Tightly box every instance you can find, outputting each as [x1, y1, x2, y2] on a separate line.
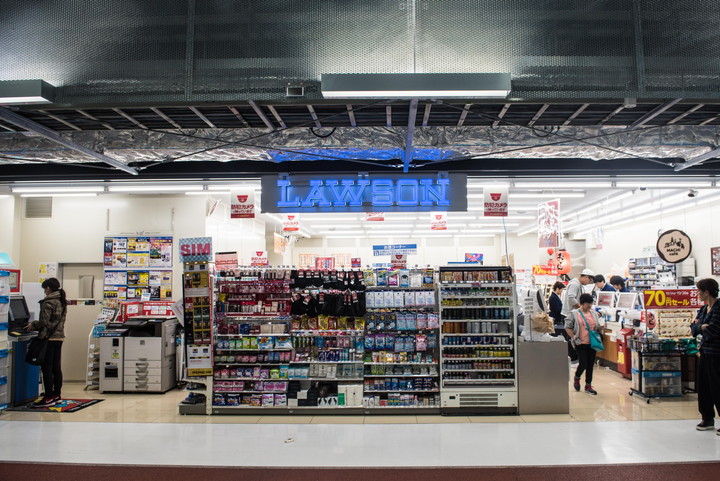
[99, 317, 177, 393]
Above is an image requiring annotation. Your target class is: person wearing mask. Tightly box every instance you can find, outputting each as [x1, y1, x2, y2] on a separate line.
[561, 269, 594, 361]
[691, 278, 720, 433]
[610, 275, 630, 293]
[594, 274, 617, 292]
[24, 277, 67, 407]
[565, 293, 603, 395]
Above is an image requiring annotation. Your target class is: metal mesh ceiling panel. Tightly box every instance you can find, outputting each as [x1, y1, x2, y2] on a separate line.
[1, 0, 720, 104]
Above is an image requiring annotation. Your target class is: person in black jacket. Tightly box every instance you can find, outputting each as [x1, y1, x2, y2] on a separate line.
[692, 278, 720, 434]
[549, 281, 577, 361]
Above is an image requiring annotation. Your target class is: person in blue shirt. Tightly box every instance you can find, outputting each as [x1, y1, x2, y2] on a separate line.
[610, 275, 630, 293]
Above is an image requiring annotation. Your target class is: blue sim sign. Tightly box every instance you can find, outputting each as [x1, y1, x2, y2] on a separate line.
[261, 174, 467, 213]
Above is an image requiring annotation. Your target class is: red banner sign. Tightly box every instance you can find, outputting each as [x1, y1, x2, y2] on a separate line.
[643, 289, 701, 309]
[532, 264, 558, 276]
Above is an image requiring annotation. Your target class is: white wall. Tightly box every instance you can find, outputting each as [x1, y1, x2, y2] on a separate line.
[0, 195, 21, 265]
[204, 197, 267, 264]
[586, 198, 720, 281]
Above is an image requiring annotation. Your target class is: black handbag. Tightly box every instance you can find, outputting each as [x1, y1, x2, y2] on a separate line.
[25, 310, 62, 366]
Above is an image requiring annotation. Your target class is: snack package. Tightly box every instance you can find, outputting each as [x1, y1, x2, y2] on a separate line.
[226, 393, 241, 406]
[364, 269, 376, 287]
[249, 337, 259, 349]
[337, 317, 348, 330]
[410, 270, 422, 288]
[275, 336, 293, 349]
[404, 291, 416, 307]
[388, 270, 399, 287]
[385, 335, 396, 351]
[423, 268, 434, 287]
[387, 314, 397, 330]
[270, 368, 280, 379]
[366, 291, 376, 309]
[274, 394, 287, 406]
[262, 394, 274, 407]
[258, 336, 274, 350]
[427, 313, 439, 329]
[406, 313, 417, 330]
[383, 290, 393, 308]
[394, 291, 404, 308]
[365, 335, 375, 350]
[416, 334, 427, 352]
[375, 334, 386, 350]
[396, 313, 407, 331]
[416, 313, 427, 329]
[308, 317, 319, 330]
[399, 269, 410, 288]
[376, 269, 388, 286]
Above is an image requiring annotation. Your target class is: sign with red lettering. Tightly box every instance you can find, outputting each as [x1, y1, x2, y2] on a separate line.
[483, 187, 508, 217]
[250, 251, 269, 266]
[179, 237, 213, 262]
[351, 257, 362, 268]
[391, 254, 407, 269]
[366, 212, 384, 222]
[283, 214, 300, 232]
[643, 289, 701, 309]
[430, 212, 447, 230]
[532, 264, 558, 276]
[231, 191, 255, 218]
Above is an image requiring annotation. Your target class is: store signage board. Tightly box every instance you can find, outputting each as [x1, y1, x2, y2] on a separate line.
[282, 214, 301, 232]
[532, 264, 558, 276]
[538, 199, 560, 248]
[215, 251, 238, 270]
[372, 244, 418, 256]
[251, 251, 269, 266]
[643, 289, 701, 309]
[261, 173, 467, 213]
[656, 229, 692, 263]
[179, 237, 213, 262]
[483, 186, 508, 217]
[230, 190, 255, 218]
[366, 212, 385, 221]
[390, 254, 407, 268]
[430, 212, 447, 230]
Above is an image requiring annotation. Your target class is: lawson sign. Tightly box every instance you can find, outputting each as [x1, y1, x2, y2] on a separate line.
[261, 174, 467, 213]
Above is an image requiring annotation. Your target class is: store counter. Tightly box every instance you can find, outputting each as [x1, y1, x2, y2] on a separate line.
[518, 340, 569, 414]
[8, 333, 40, 405]
[597, 330, 619, 370]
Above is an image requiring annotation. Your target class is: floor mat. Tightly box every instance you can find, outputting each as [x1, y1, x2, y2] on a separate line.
[7, 399, 103, 413]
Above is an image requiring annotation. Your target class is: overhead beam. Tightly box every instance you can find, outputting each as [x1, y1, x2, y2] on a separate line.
[345, 105, 357, 127]
[266, 106, 287, 129]
[421, 103, 432, 127]
[627, 98, 683, 129]
[189, 107, 216, 129]
[675, 147, 720, 171]
[700, 115, 720, 126]
[403, 99, 419, 173]
[599, 105, 625, 125]
[151, 108, 182, 129]
[0, 122, 16, 132]
[248, 100, 275, 130]
[76, 109, 115, 130]
[113, 108, 148, 129]
[386, 105, 392, 127]
[38, 110, 82, 131]
[306, 105, 322, 128]
[457, 103, 472, 127]
[561, 103, 589, 127]
[667, 104, 704, 125]
[228, 107, 251, 128]
[0, 107, 137, 175]
[492, 104, 511, 127]
[528, 104, 549, 127]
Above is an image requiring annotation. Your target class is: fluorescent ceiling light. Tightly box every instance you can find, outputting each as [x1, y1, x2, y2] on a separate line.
[301, 215, 359, 221]
[207, 184, 260, 190]
[0, 79, 56, 104]
[509, 193, 585, 199]
[513, 181, 613, 188]
[614, 181, 713, 188]
[456, 234, 496, 238]
[321, 73, 511, 99]
[108, 185, 203, 193]
[20, 193, 97, 198]
[186, 191, 231, 195]
[12, 186, 105, 194]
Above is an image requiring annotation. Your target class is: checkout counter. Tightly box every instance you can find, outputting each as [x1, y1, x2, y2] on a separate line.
[100, 316, 177, 393]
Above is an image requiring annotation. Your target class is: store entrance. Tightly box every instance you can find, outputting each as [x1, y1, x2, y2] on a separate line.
[61, 263, 103, 382]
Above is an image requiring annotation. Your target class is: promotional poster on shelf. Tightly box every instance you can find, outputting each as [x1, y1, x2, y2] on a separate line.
[250, 251, 269, 266]
[283, 214, 301, 232]
[390, 254, 407, 269]
[104, 236, 173, 268]
[215, 252, 238, 271]
[430, 212, 447, 230]
[230, 190, 255, 219]
[643, 288, 701, 309]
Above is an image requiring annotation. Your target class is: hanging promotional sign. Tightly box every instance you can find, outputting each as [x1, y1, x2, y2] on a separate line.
[366, 212, 384, 221]
[656, 229, 692, 263]
[372, 244, 418, 256]
[538, 199, 560, 248]
[261, 173, 467, 213]
[250, 251, 269, 266]
[643, 289, 701, 309]
[390, 254, 407, 268]
[430, 212, 447, 230]
[273, 233, 287, 255]
[465, 253, 483, 263]
[282, 213, 301, 232]
[532, 264, 558, 276]
[179, 237, 213, 262]
[230, 191, 255, 219]
[351, 257, 362, 268]
[483, 186, 508, 217]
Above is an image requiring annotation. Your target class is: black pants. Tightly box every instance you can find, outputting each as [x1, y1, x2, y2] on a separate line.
[697, 354, 720, 423]
[574, 344, 596, 385]
[555, 327, 578, 361]
[41, 341, 63, 398]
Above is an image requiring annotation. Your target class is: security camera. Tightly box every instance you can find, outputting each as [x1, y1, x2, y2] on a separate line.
[688, 189, 698, 198]
[639, 187, 647, 191]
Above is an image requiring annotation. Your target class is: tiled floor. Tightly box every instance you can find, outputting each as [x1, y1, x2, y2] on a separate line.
[0, 364, 704, 424]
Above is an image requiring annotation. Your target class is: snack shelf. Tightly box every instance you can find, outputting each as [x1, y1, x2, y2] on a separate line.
[291, 330, 364, 335]
[365, 329, 437, 334]
[442, 368, 514, 373]
[441, 344, 514, 348]
[214, 377, 283, 381]
[440, 306, 510, 310]
[364, 389, 440, 393]
[215, 348, 293, 352]
[442, 357, 514, 361]
[288, 377, 364, 381]
[363, 374, 440, 378]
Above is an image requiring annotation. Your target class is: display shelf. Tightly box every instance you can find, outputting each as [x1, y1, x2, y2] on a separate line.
[363, 374, 440, 378]
[291, 330, 364, 334]
[365, 389, 440, 393]
[440, 318, 512, 322]
[214, 390, 287, 394]
[441, 295, 513, 300]
[442, 357, 514, 361]
[289, 377, 364, 381]
[364, 362, 437, 365]
[443, 379, 515, 385]
[215, 333, 291, 337]
[439, 282, 512, 287]
[442, 368, 514, 372]
[215, 362, 287, 366]
[441, 344, 514, 348]
[290, 361, 363, 364]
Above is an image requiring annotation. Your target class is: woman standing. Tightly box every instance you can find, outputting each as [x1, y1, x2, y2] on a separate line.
[565, 293, 603, 395]
[549, 281, 577, 361]
[691, 278, 720, 433]
[24, 277, 67, 407]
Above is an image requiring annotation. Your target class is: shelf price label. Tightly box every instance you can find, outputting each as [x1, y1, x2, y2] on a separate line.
[643, 289, 701, 309]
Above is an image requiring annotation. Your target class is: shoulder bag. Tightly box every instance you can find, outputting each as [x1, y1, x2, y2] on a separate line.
[25, 307, 62, 366]
[579, 311, 604, 352]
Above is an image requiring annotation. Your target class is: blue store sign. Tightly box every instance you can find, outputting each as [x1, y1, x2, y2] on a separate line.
[261, 173, 467, 213]
[372, 244, 418, 256]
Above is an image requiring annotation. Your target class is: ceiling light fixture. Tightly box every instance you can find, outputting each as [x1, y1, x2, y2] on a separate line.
[11, 186, 105, 194]
[107, 185, 204, 193]
[321, 73, 511, 99]
[0, 79, 56, 104]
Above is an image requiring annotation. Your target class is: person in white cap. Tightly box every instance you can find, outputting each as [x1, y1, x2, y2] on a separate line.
[560, 268, 595, 361]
